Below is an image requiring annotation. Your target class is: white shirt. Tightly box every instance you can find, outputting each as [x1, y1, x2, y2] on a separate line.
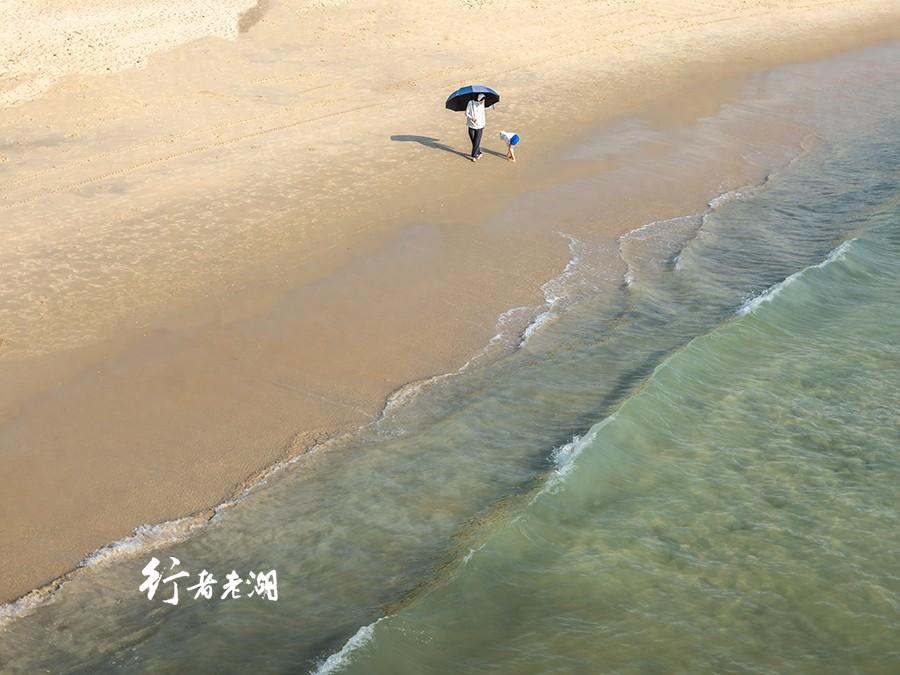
[466, 99, 486, 130]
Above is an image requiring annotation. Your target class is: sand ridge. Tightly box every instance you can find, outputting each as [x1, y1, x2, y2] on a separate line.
[0, 0, 271, 107]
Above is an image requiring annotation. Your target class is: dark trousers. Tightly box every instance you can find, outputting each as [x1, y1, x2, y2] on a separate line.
[468, 127, 484, 158]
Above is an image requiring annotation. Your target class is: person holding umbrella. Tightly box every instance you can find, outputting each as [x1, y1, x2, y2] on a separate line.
[445, 85, 500, 162]
[466, 93, 486, 161]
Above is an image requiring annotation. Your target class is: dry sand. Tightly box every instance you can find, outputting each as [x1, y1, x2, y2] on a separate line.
[2, 0, 899, 604]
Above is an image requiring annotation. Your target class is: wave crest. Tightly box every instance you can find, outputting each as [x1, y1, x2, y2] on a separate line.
[738, 238, 857, 316]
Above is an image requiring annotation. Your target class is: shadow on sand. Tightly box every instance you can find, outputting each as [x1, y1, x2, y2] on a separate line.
[391, 135, 470, 159]
[391, 135, 510, 162]
[480, 148, 508, 160]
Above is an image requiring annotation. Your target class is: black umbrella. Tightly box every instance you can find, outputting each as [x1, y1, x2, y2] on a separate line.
[445, 85, 500, 111]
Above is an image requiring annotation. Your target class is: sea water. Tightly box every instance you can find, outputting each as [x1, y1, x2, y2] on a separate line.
[1, 43, 898, 674]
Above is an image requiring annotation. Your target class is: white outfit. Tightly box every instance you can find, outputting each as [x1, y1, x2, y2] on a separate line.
[466, 99, 486, 130]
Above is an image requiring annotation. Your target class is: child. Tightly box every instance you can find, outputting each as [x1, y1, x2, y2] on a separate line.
[499, 130, 520, 162]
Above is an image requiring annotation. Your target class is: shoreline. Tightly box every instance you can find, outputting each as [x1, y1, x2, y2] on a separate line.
[0, 169, 807, 628]
[0, 93, 864, 624]
[3, 1, 900, 606]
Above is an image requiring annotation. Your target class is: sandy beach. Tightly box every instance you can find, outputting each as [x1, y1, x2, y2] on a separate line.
[2, 0, 899, 606]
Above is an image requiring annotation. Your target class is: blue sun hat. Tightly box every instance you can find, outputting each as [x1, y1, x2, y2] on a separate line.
[499, 130, 520, 146]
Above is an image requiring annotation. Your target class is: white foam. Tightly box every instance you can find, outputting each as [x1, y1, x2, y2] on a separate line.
[618, 182, 772, 285]
[737, 238, 857, 316]
[79, 516, 210, 569]
[533, 412, 622, 501]
[518, 233, 589, 346]
[545, 437, 587, 496]
[378, 305, 537, 425]
[475, 305, 534, 358]
[549, 435, 584, 480]
[0, 271, 561, 629]
[0, 426, 360, 628]
[618, 214, 699, 287]
[462, 544, 485, 565]
[533, 434, 589, 499]
[707, 188, 751, 209]
[519, 308, 553, 344]
[674, 187, 755, 269]
[0, 584, 59, 630]
[311, 619, 382, 675]
[0, 514, 220, 628]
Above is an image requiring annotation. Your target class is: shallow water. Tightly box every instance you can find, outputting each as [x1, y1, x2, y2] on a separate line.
[2, 43, 899, 674]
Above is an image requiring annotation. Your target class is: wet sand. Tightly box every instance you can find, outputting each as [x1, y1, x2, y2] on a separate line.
[2, 1, 900, 604]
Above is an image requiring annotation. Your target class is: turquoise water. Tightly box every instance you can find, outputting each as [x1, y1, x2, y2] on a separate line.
[337, 189, 900, 675]
[1, 44, 898, 674]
